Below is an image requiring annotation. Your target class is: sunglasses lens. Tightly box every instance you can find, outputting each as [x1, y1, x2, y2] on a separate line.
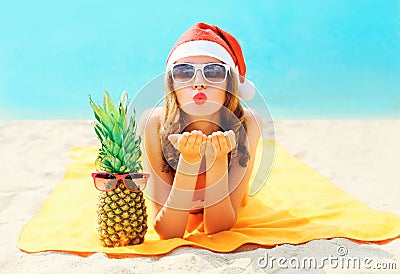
[125, 174, 148, 191]
[204, 64, 227, 83]
[94, 173, 116, 191]
[172, 64, 195, 83]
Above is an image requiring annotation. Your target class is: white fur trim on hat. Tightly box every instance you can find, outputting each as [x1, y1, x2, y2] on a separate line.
[238, 78, 256, 101]
[166, 40, 235, 70]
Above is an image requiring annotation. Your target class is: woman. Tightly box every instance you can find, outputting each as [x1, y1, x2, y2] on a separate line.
[141, 22, 261, 239]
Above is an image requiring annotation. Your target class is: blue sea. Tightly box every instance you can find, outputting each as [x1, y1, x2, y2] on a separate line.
[1, 1, 399, 121]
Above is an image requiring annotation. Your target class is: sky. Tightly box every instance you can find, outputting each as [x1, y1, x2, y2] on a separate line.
[1, 0, 399, 120]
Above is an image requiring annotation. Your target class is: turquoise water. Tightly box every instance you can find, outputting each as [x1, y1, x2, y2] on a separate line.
[1, 1, 399, 120]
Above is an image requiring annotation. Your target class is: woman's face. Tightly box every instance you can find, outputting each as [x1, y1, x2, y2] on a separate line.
[172, 56, 227, 117]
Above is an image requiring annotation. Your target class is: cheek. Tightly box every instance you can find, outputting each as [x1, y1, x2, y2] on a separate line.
[174, 90, 190, 106]
[208, 90, 226, 104]
[219, 91, 227, 103]
[217, 83, 228, 103]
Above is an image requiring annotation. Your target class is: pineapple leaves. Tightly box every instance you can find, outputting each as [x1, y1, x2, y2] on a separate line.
[112, 124, 123, 147]
[103, 90, 118, 117]
[119, 91, 128, 122]
[89, 90, 143, 173]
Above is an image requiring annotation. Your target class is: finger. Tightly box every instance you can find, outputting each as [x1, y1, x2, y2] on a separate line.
[223, 132, 231, 149]
[211, 132, 222, 151]
[218, 131, 228, 150]
[206, 135, 213, 152]
[194, 133, 203, 153]
[193, 131, 202, 146]
[225, 130, 236, 150]
[210, 131, 222, 139]
[206, 135, 213, 145]
[191, 130, 203, 135]
[196, 130, 205, 142]
[168, 134, 181, 149]
[206, 135, 215, 156]
[199, 134, 207, 155]
[178, 132, 190, 150]
[186, 131, 198, 148]
[193, 130, 204, 141]
[203, 134, 208, 147]
[190, 130, 202, 139]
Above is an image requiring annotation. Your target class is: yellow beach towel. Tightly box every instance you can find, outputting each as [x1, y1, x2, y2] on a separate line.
[18, 140, 400, 257]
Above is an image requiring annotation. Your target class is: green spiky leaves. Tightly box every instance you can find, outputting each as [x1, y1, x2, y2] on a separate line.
[89, 91, 142, 174]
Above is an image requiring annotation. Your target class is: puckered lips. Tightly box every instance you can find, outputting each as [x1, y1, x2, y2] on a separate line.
[192, 92, 207, 105]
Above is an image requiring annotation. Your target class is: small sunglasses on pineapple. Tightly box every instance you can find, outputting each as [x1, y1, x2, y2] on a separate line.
[91, 172, 150, 192]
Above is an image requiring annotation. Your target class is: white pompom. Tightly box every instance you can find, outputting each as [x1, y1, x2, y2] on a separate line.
[238, 78, 256, 101]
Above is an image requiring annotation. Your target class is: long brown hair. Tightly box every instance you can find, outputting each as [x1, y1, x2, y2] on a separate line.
[159, 68, 250, 173]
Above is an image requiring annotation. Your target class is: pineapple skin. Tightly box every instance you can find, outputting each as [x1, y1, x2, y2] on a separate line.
[96, 182, 148, 247]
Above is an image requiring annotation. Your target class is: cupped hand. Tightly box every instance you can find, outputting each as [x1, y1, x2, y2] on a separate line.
[204, 130, 236, 160]
[168, 130, 207, 164]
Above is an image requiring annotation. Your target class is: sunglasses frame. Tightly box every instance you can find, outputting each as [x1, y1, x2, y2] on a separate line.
[171, 63, 230, 84]
[91, 172, 150, 192]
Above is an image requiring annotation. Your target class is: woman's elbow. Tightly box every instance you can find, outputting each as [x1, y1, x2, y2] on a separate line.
[204, 217, 236, 235]
[157, 230, 185, 240]
[153, 221, 185, 240]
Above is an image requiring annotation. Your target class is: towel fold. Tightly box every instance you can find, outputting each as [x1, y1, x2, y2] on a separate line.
[17, 140, 400, 257]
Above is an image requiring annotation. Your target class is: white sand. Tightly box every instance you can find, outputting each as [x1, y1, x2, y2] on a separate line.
[1, 120, 399, 273]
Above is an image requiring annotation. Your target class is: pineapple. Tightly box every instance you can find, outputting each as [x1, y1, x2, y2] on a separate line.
[89, 91, 148, 247]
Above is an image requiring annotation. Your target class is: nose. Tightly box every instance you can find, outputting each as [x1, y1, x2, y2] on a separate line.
[192, 69, 206, 90]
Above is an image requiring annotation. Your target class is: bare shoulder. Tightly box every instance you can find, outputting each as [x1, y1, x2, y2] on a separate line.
[138, 107, 164, 137]
[138, 108, 173, 212]
[243, 108, 263, 139]
[139, 107, 165, 162]
[139, 107, 167, 171]
[138, 107, 163, 163]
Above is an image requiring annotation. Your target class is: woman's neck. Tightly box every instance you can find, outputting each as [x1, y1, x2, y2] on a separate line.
[181, 112, 222, 135]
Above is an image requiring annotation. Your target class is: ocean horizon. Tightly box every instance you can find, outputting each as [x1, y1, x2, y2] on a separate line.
[1, 1, 399, 121]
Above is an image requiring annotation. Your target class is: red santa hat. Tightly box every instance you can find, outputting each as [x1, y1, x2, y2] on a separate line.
[166, 22, 255, 101]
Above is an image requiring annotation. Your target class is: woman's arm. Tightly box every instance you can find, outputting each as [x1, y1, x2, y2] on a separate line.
[203, 110, 262, 234]
[152, 154, 201, 239]
[140, 110, 205, 239]
[204, 152, 236, 234]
